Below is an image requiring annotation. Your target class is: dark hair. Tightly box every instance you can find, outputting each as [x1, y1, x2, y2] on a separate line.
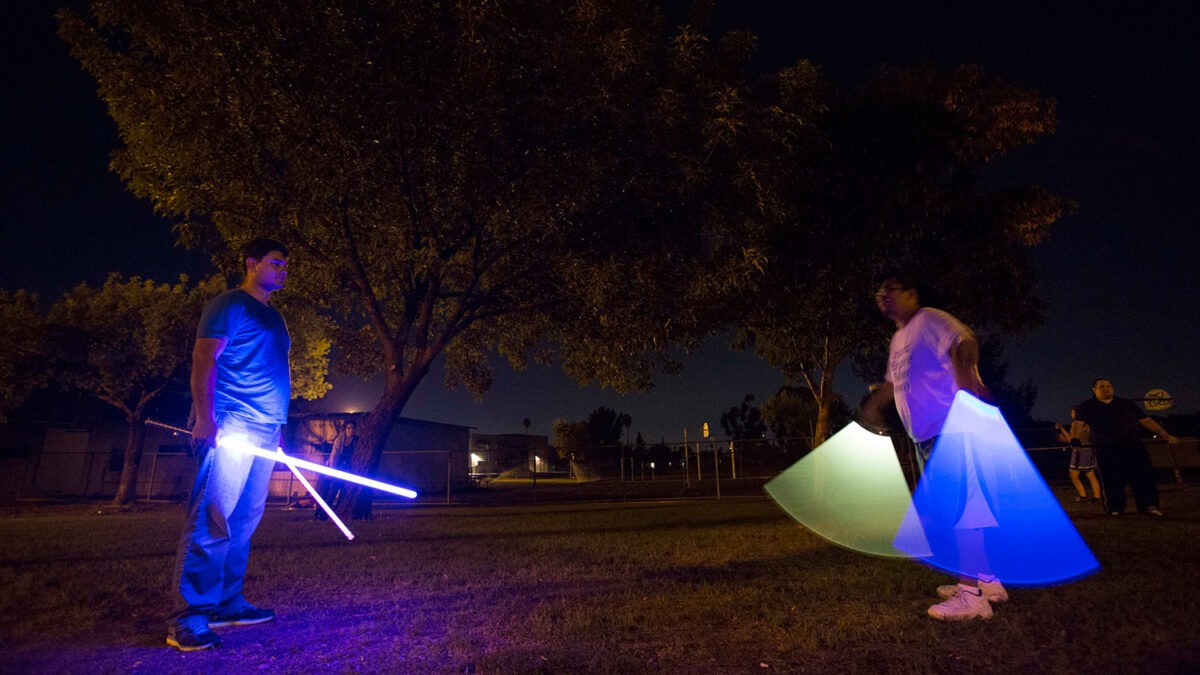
[241, 238, 289, 265]
[344, 420, 357, 428]
[1091, 378, 1112, 388]
[880, 275, 920, 301]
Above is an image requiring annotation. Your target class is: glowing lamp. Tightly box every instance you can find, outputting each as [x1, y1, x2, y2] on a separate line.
[893, 391, 1100, 586]
[764, 421, 914, 558]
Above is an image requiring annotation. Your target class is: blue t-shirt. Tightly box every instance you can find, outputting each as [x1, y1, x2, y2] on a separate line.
[197, 289, 291, 423]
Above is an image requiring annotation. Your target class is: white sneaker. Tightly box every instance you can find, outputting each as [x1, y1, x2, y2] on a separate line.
[928, 584, 993, 621]
[937, 579, 1008, 603]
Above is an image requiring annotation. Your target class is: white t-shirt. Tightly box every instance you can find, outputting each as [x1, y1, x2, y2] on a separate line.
[886, 307, 974, 442]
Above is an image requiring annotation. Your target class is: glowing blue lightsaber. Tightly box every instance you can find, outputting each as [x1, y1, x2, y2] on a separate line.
[216, 433, 419, 500]
[274, 449, 355, 540]
[145, 419, 418, 501]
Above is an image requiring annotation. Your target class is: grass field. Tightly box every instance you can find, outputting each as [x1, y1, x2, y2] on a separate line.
[2, 480, 1199, 674]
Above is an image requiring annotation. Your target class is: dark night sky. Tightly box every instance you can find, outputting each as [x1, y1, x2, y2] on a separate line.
[3, 1, 1198, 441]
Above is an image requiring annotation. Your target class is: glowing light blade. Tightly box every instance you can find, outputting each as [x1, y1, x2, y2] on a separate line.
[278, 454, 355, 540]
[893, 391, 1101, 586]
[765, 421, 915, 558]
[218, 435, 418, 499]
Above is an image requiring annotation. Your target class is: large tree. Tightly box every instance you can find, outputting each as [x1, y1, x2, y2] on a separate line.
[61, 0, 770, 516]
[737, 63, 1072, 443]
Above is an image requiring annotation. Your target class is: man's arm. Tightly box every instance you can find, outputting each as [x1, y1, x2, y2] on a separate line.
[1138, 417, 1180, 445]
[191, 337, 228, 446]
[859, 381, 895, 432]
[950, 337, 990, 399]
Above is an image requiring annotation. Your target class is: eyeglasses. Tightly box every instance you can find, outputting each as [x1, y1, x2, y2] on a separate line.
[874, 285, 908, 300]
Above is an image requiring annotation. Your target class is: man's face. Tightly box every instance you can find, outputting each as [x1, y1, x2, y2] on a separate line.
[875, 281, 918, 321]
[247, 250, 288, 291]
[1092, 380, 1115, 402]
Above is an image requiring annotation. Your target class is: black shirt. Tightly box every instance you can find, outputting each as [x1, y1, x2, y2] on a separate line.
[1072, 397, 1147, 445]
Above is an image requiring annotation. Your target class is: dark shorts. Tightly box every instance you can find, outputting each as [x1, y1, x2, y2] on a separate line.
[1070, 447, 1097, 471]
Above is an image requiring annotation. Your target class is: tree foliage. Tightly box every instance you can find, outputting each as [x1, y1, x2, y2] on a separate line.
[719, 393, 767, 439]
[0, 290, 49, 424]
[552, 418, 589, 463]
[736, 63, 1071, 443]
[60, 0, 768, 517]
[759, 385, 851, 441]
[48, 274, 227, 504]
[585, 406, 633, 449]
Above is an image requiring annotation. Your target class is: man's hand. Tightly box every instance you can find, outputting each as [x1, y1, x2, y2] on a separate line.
[192, 415, 218, 448]
[858, 382, 894, 434]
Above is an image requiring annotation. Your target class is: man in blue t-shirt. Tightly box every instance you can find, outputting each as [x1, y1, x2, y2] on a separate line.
[167, 239, 291, 651]
[1071, 378, 1178, 517]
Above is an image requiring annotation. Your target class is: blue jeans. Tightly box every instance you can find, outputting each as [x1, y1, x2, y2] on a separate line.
[170, 412, 279, 622]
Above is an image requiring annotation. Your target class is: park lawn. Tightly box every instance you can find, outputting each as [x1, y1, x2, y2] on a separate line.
[1, 484, 1198, 674]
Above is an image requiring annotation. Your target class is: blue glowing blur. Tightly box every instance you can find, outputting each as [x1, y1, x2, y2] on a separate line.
[765, 422, 915, 558]
[893, 391, 1101, 586]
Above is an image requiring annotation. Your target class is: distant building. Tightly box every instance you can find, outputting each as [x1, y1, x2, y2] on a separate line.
[0, 421, 191, 499]
[468, 433, 559, 476]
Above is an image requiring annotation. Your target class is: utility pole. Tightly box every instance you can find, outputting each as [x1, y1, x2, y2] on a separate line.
[713, 440, 720, 500]
[683, 428, 690, 487]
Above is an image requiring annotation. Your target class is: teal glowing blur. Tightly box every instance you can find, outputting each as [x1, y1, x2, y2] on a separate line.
[764, 422, 915, 558]
[893, 391, 1100, 586]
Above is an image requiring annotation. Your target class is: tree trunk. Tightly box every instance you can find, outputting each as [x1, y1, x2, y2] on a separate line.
[811, 355, 844, 446]
[336, 365, 427, 520]
[112, 414, 147, 506]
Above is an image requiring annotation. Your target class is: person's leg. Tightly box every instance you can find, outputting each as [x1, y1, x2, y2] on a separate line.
[170, 435, 259, 620]
[929, 527, 996, 620]
[912, 437, 935, 486]
[167, 422, 261, 649]
[1095, 445, 1127, 514]
[1069, 469, 1087, 498]
[1128, 443, 1160, 513]
[215, 420, 279, 614]
[1084, 469, 1102, 499]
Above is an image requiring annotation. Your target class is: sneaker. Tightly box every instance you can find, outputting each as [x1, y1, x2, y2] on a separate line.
[1144, 507, 1164, 517]
[208, 602, 275, 628]
[1073, 495, 1087, 503]
[928, 584, 993, 621]
[937, 579, 1008, 603]
[1109, 511, 1122, 516]
[167, 615, 224, 651]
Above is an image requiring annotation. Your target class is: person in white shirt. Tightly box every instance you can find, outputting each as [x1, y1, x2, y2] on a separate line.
[860, 276, 1003, 621]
